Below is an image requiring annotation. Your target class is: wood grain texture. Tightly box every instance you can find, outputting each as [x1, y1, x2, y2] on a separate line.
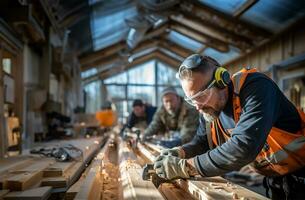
[118, 139, 164, 200]
[3, 187, 51, 200]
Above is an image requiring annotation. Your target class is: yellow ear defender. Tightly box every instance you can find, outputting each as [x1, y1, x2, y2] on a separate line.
[213, 67, 231, 89]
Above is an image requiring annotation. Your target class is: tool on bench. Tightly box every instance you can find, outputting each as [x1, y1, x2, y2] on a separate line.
[142, 163, 206, 187]
[125, 129, 141, 149]
[30, 144, 83, 162]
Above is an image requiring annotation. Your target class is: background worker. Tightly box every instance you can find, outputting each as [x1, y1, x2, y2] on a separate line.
[153, 54, 305, 200]
[143, 86, 199, 145]
[125, 99, 157, 131]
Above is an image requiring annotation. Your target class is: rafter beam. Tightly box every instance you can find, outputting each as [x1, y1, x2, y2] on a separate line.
[233, 0, 258, 18]
[80, 24, 168, 70]
[179, 1, 271, 42]
[154, 50, 181, 69]
[80, 42, 126, 67]
[100, 50, 181, 80]
[82, 49, 181, 84]
[83, 51, 157, 84]
[158, 39, 194, 58]
[81, 40, 159, 71]
[170, 22, 229, 52]
[170, 15, 252, 50]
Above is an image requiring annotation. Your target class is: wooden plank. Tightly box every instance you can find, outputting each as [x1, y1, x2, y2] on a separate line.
[43, 161, 76, 177]
[74, 167, 101, 200]
[3, 186, 51, 200]
[40, 136, 107, 190]
[187, 177, 269, 200]
[73, 139, 112, 200]
[0, 156, 33, 175]
[159, 183, 196, 200]
[4, 159, 54, 191]
[233, 0, 258, 18]
[170, 22, 229, 52]
[140, 143, 269, 200]
[65, 177, 83, 200]
[0, 190, 9, 200]
[118, 139, 164, 200]
[40, 177, 67, 188]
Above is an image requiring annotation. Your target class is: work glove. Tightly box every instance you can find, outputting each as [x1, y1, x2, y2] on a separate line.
[160, 147, 185, 158]
[153, 155, 189, 180]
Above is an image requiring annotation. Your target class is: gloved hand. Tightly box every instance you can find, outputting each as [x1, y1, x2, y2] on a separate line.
[153, 155, 189, 180]
[160, 147, 185, 158]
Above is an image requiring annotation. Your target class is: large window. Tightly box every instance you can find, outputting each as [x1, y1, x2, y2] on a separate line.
[85, 59, 182, 120]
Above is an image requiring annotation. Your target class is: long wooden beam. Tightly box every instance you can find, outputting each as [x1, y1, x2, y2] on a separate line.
[80, 24, 168, 70]
[90, 49, 181, 82]
[140, 143, 269, 200]
[170, 22, 229, 52]
[179, 1, 271, 41]
[158, 39, 194, 59]
[170, 15, 253, 50]
[118, 139, 164, 200]
[73, 138, 113, 200]
[82, 51, 156, 84]
[233, 0, 258, 18]
[80, 42, 126, 68]
[82, 40, 159, 71]
[100, 50, 181, 79]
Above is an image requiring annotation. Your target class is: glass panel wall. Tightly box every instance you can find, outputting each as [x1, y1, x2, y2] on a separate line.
[85, 59, 182, 121]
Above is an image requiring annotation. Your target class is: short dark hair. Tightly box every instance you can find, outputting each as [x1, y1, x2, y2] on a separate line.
[132, 99, 144, 107]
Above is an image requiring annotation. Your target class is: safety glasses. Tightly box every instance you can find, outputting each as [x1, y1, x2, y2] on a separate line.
[184, 79, 216, 106]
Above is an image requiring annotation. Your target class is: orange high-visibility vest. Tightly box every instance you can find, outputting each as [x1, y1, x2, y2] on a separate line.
[95, 109, 117, 128]
[211, 68, 305, 176]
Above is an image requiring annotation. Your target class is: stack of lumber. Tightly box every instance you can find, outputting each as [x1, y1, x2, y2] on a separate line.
[143, 143, 269, 200]
[0, 136, 106, 200]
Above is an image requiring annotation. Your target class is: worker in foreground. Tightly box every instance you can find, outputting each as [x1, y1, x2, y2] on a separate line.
[153, 54, 305, 200]
[121, 99, 157, 133]
[143, 86, 199, 145]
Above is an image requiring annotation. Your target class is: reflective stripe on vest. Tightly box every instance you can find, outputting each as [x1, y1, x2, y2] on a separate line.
[211, 67, 305, 176]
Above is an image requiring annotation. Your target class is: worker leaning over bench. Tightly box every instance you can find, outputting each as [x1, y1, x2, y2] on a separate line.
[153, 54, 305, 200]
[143, 86, 199, 144]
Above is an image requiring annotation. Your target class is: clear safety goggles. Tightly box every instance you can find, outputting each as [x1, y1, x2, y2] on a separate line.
[184, 79, 216, 106]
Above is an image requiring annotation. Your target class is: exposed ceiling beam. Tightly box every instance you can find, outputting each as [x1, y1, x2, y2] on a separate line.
[83, 49, 182, 84]
[83, 51, 157, 84]
[39, 0, 63, 37]
[179, 1, 271, 42]
[80, 24, 168, 69]
[233, 0, 258, 18]
[57, 2, 88, 22]
[80, 41, 126, 67]
[158, 39, 193, 58]
[196, 45, 207, 54]
[170, 15, 253, 50]
[82, 39, 159, 71]
[154, 50, 181, 69]
[58, 10, 88, 28]
[170, 22, 229, 52]
[99, 50, 181, 80]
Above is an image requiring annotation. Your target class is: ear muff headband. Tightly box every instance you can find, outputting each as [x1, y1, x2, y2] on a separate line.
[214, 67, 231, 89]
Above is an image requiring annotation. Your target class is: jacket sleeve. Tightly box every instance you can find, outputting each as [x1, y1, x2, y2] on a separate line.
[194, 78, 280, 177]
[180, 108, 200, 144]
[182, 115, 210, 158]
[144, 108, 166, 137]
[126, 112, 136, 129]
